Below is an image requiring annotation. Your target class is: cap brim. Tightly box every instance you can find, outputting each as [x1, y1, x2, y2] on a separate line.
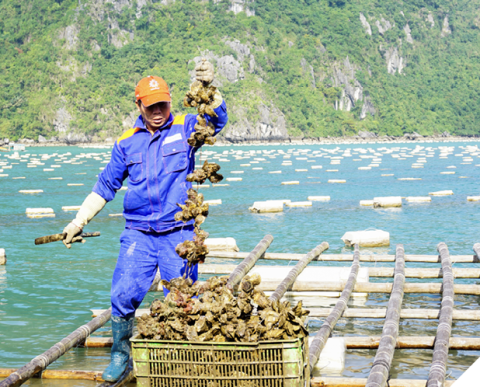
[140, 93, 171, 107]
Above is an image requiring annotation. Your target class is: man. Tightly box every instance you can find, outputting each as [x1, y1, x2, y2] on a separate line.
[62, 60, 227, 382]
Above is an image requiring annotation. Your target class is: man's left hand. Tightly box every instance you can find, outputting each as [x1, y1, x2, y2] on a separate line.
[195, 58, 214, 84]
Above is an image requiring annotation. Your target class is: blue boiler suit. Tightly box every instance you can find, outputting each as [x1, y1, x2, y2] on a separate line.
[92, 101, 228, 318]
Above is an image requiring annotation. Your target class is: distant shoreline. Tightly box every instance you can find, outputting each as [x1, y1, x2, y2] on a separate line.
[16, 135, 480, 148]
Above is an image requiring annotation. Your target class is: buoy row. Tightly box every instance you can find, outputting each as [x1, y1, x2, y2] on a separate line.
[249, 196, 331, 213]
[361, 193, 455, 207]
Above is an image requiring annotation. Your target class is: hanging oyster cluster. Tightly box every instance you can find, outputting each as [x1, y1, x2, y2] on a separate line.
[174, 72, 224, 267]
[138, 274, 310, 342]
[184, 81, 218, 147]
[187, 160, 223, 184]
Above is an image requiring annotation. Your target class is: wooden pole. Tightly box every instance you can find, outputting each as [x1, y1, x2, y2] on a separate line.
[344, 336, 480, 350]
[369, 267, 480, 279]
[227, 234, 274, 287]
[256, 280, 480, 295]
[269, 242, 329, 302]
[0, 371, 457, 386]
[309, 244, 361, 372]
[366, 245, 405, 387]
[207, 251, 478, 263]
[198, 264, 480, 279]
[427, 242, 454, 387]
[0, 369, 104, 381]
[311, 377, 454, 387]
[308, 308, 480, 321]
[81, 335, 480, 350]
[0, 308, 111, 387]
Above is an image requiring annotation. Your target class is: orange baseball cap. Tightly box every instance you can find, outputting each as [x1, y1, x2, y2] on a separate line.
[135, 75, 171, 106]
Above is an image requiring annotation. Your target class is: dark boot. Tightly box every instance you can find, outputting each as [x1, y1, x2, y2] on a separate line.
[102, 315, 134, 382]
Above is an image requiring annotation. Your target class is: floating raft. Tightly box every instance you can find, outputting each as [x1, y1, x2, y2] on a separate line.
[2, 239, 480, 386]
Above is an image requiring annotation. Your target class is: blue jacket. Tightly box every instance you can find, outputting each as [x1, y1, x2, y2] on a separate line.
[93, 100, 228, 232]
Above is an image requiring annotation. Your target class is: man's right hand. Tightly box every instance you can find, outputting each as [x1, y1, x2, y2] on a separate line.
[63, 221, 83, 249]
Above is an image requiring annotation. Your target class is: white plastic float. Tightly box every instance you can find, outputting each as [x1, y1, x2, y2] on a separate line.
[467, 196, 480, 202]
[19, 190, 43, 194]
[266, 199, 291, 205]
[248, 201, 284, 213]
[281, 181, 299, 185]
[429, 190, 453, 196]
[405, 197, 432, 203]
[341, 230, 390, 247]
[0, 248, 5, 265]
[62, 206, 82, 211]
[285, 201, 312, 207]
[373, 196, 402, 208]
[205, 238, 239, 252]
[360, 200, 374, 206]
[308, 196, 330, 201]
[309, 337, 346, 374]
[204, 199, 222, 205]
[25, 208, 55, 218]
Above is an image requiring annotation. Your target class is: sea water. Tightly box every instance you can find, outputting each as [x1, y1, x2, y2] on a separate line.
[1, 142, 480, 384]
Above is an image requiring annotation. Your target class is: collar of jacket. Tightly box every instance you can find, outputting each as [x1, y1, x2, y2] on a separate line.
[133, 113, 174, 132]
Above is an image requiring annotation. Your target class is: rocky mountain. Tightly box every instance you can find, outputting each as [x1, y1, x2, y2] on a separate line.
[1, 0, 480, 142]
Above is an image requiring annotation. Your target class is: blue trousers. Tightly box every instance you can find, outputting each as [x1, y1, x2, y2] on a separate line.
[111, 226, 197, 318]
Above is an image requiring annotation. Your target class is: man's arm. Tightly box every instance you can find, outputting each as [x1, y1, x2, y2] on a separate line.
[63, 142, 128, 248]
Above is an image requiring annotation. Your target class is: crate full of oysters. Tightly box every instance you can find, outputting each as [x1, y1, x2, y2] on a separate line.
[131, 274, 310, 387]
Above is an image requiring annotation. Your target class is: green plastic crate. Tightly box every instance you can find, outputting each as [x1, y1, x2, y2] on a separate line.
[131, 335, 309, 387]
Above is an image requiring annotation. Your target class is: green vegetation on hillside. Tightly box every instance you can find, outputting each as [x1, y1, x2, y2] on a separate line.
[1, 0, 480, 140]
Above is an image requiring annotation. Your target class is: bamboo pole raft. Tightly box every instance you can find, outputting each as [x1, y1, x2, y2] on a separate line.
[366, 244, 405, 387]
[309, 244, 361, 371]
[207, 251, 480, 263]
[199, 264, 480, 279]
[3, 240, 480, 386]
[427, 242, 455, 387]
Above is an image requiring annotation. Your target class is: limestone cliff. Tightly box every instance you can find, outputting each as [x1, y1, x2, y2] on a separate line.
[219, 103, 289, 143]
[326, 57, 375, 119]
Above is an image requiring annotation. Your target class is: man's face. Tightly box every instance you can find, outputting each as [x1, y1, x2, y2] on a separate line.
[137, 100, 171, 131]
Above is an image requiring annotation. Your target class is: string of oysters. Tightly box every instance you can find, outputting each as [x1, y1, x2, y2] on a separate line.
[174, 60, 224, 267]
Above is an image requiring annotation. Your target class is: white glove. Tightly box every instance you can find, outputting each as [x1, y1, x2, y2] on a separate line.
[211, 89, 223, 109]
[63, 192, 106, 248]
[195, 58, 214, 84]
[63, 221, 83, 249]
